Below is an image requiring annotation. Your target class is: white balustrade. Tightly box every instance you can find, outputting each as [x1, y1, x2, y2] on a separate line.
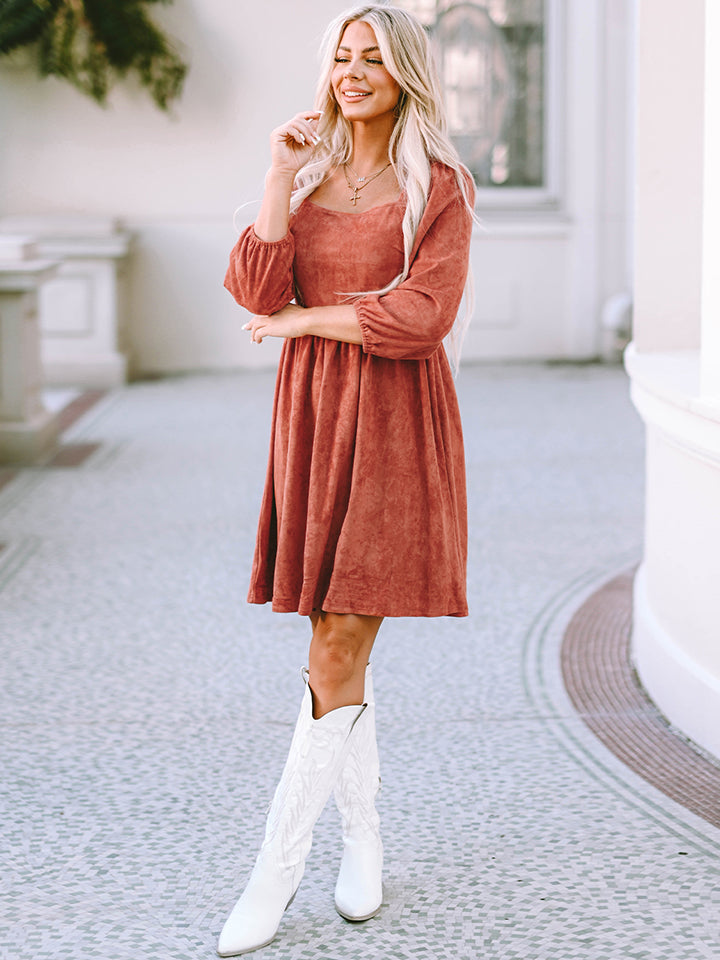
[0, 216, 131, 388]
[0, 237, 60, 463]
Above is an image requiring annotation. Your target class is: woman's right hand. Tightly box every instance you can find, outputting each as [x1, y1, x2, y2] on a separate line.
[269, 111, 323, 177]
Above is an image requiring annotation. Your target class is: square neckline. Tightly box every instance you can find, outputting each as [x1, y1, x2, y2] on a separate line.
[303, 193, 405, 216]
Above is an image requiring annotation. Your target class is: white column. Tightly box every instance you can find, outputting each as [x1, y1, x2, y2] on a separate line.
[633, 0, 704, 352]
[701, 0, 720, 397]
[627, 0, 720, 760]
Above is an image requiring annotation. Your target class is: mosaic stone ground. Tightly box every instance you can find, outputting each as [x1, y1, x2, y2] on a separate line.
[562, 570, 720, 830]
[1, 363, 719, 960]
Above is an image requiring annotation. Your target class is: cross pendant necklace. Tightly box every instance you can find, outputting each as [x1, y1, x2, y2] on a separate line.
[343, 162, 392, 206]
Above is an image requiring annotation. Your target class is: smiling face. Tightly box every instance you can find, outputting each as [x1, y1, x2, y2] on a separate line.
[331, 20, 401, 125]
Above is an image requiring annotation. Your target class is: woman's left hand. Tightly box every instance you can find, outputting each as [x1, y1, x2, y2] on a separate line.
[243, 303, 307, 344]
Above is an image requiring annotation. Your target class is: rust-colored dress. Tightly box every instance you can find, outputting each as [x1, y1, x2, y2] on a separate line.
[225, 162, 473, 618]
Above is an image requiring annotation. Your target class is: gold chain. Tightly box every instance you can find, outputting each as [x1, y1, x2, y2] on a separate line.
[343, 162, 391, 206]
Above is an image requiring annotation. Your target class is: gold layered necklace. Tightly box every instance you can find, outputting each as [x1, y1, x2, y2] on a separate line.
[343, 161, 392, 206]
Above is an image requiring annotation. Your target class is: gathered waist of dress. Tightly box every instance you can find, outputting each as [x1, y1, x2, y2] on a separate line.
[293, 292, 361, 309]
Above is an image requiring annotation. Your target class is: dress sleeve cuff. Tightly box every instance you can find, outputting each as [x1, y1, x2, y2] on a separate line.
[355, 302, 380, 356]
[249, 226, 294, 247]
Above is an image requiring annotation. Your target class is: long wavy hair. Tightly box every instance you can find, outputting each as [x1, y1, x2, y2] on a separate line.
[291, 3, 476, 369]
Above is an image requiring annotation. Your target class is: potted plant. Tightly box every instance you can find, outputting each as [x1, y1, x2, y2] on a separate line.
[0, 0, 187, 110]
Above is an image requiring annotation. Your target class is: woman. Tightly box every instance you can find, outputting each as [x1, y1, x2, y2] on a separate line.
[218, 4, 475, 955]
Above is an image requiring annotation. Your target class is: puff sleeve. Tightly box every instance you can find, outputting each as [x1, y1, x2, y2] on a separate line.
[224, 225, 296, 316]
[354, 167, 474, 360]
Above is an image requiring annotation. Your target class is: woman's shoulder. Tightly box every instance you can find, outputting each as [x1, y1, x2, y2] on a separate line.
[406, 162, 474, 257]
[428, 161, 476, 207]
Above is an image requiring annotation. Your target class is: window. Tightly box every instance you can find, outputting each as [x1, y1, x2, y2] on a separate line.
[397, 0, 558, 207]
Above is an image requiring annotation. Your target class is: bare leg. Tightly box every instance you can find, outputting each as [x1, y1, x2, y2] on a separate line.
[308, 611, 383, 718]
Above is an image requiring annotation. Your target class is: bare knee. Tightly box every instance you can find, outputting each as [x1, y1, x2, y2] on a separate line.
[307, 612, 382, 716]
[310, 617, 366, 688]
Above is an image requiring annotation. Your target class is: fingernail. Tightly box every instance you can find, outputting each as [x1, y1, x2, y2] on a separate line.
[313, 135, 321, 145]
[299, 134, 306, 144]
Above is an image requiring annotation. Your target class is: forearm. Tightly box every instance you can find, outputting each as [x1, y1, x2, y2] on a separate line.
[302, 304, 363, 345]
[253, 170, 296, 242]
[253, 111, 321, 241]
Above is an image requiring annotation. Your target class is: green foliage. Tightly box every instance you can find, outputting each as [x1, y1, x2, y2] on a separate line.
[0, 0, 61, 52]
[0, 0, 187, 110]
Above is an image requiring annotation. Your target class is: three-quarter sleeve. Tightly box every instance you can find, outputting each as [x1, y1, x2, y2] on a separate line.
[354, 168, 474, 360]
[224, 225, 296, 316]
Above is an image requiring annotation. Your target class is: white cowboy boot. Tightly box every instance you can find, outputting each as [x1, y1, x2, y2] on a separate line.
[333, 663, 383, 922]
[217, 672, 366, 957]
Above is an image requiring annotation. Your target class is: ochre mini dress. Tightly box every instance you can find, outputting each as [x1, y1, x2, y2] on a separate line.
[225, 162, 473, 618]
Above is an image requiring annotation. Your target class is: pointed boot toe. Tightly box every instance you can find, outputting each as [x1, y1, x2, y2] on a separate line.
[334, 836, 383, 921]
[217, 859, 297, 956]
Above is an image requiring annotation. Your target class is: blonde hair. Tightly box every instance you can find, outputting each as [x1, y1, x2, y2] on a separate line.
[291, 3, 476, 369]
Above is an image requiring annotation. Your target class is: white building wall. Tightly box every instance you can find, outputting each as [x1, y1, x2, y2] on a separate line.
[628, 0, 720, 761]
[0, 0, 632, 374]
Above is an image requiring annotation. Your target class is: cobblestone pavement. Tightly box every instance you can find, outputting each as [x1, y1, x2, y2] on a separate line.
[1, 364, 719, 960]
